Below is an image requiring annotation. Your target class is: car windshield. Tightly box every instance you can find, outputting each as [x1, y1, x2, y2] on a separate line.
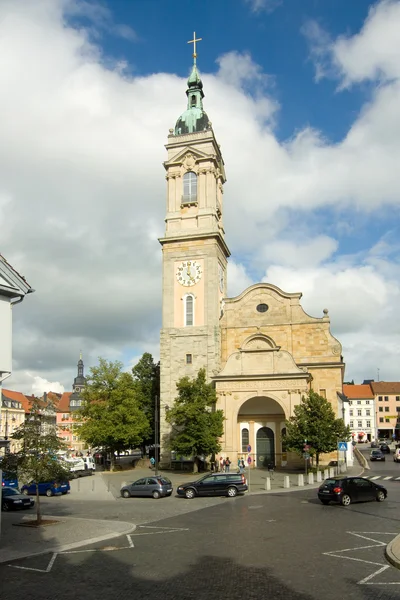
[2, 488, 19, 496]
[371, 450, 381, 454]
[323, 479, 340, 486]
[158, 478, 171, 485]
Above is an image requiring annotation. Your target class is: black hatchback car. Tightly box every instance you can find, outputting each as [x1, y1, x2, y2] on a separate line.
[177, 473, 248, 499]
[1, 486, 35, 511]
[318, 476, 387, 506]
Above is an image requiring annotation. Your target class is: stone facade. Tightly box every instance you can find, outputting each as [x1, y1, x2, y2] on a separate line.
[159, 58, 345, 468]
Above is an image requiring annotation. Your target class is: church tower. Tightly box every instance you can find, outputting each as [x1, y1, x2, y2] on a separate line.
[159, 35, 230, 461]
[70, 353, 86, 411]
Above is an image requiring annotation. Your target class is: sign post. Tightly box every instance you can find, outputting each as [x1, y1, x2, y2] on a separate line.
[303, 440, 310, 476]
[247, 445, 252, 492]
[337, 441, 348, 475]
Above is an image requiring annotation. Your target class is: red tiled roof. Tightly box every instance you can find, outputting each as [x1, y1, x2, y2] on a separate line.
[371, 382, 400, 394]
[3, 389, 32, 412]
[343, 384, 374, 399]
[58, 392, 72, 412]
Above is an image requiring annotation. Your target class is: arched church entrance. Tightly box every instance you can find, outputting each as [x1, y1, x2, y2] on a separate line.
[238, 396, 286, 468]
[256, 427, 274, 468]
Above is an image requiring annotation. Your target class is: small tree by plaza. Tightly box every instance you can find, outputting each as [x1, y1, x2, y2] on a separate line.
[283, 390, 351, 467]
[132, 352, 160, 451]
[166, 369, 224, 473]
[76, 358, 151, 469]
[2, 396, 71, 525]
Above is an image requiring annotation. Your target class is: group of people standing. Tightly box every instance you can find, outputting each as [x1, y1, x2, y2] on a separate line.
[215, 456, 246, 473]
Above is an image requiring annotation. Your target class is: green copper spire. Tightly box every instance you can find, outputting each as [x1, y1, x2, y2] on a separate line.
[174, 32, 211, 136]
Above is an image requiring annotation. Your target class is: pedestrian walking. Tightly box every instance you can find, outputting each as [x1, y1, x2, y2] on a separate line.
[150, 456, 155, 469]
[239, 458, 245, 473]
[225, 457, 231, 473]
[219, 457, 225, 472]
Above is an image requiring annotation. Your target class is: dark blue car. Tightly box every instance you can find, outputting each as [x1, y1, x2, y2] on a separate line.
[21, 480, 70, 497]
[2, 472, 18, 488]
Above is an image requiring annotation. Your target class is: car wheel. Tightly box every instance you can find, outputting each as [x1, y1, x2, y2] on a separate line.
[227, 486, 238, 498]
[376, 490, 386, 502]
[45, 489, 53, 497]
[341, 494, 351, 506]
[185, 488, 195, 499]
[122, 489, 130, 498]
[320, 500, 330, 505]
[1, 501, 9, 511]
[152, 491, 160, 499]
[21, 488, 29, 495]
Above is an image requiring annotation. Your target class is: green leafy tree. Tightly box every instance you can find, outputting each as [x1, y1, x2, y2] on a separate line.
[166, 369, 224, 472]
[283, 390, 351, 466]
[131, 353, 160, 448]
[76, 358, 151, 469]
[2, 396, 70, 525]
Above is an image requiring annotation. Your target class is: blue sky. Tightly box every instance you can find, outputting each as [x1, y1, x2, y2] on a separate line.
[1, 0, 399, 393]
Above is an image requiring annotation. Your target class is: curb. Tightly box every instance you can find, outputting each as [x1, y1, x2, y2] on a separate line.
[248, 467, 365, 495]
[385, 535, 400, 570]
[0, 517, 136, 565]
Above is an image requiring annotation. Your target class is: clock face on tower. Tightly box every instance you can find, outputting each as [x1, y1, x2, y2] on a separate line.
[176, 260, 202, 287]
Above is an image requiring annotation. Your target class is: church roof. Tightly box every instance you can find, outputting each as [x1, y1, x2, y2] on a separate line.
[174, 59, 211, 135]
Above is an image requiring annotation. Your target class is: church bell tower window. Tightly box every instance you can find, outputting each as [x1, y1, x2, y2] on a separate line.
[183, 171, 197, 204]
[185, 294, 194, 326]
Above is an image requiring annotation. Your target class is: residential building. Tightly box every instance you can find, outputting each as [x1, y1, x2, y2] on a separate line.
[371, 381, 400, 441]
[342, 383, 375, 443]
[0, 254, 34, 451]
[0, 390, 26, 454]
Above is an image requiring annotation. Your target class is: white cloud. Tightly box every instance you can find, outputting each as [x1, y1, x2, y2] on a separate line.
[244, 0, 282, 14]
[31, 376, 65, 396]
[1, 0, 400, 392]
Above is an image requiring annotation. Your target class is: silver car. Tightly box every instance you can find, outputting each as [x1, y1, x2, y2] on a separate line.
[120, 476, 173, 499]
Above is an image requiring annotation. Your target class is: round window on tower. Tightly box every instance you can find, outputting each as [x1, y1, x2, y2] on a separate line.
[256, 303, 269, 313]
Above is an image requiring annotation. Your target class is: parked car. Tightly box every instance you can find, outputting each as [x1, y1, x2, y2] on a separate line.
[393, 449, 400, 463]
[120, 476, 173, 499]
[21, 480, 70, 497]
[380, 443, 391, 454]
[2, 486, 35, 511]
[177, 472, 248, 499]
[318, 476, 387, 506]
[1, 471, 18, 488]
[370, 450, 385, 461]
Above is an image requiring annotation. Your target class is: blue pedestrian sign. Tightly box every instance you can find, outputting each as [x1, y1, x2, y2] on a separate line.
[338, 442, 348, 451]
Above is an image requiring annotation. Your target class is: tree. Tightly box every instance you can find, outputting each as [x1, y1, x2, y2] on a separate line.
[166, 369, 224, 472]
[131, 353, 160, 449]
[2, 396, 70, 525]
[76, 358, 151, 469]
[283, 390, 351, 466]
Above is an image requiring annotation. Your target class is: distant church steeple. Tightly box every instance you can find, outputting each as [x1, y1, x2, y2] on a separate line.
[70, 353, 87, 410]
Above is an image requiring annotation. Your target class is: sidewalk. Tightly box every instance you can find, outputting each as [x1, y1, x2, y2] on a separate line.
[386, 536, 400, 571]
[0, 514, 135, 564]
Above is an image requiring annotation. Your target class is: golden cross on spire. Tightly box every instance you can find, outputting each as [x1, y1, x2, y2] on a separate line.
[187, 32, 202, 63]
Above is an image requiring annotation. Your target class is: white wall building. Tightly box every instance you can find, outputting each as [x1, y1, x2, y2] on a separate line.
[343, 383, 375, 443]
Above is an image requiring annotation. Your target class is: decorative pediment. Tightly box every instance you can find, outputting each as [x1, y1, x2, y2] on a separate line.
[242, 335, 279, 352]
[164, 147, 210, 169]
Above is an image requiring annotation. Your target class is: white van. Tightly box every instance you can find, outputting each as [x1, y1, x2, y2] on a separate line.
[83, 456, 96, 471]
[393, 449, 400, 463]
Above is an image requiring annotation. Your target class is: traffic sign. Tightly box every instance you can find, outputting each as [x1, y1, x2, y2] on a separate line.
[303, 452, 310, 459]
[247, 456, 252, 465]
[338, 442, 348, 451]
[247, 445, 252, 453]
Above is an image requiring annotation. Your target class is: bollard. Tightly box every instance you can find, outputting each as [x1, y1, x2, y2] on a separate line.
[283, 475, 290, 489]
[308, 472, 314, 485]
[324, 469, 329, 480]
[329, 467, 335, 477]
[316, 471, 322, 483]
[297, 474, 304, 487]
[92, 477, 95, 492]
[265, 477, 271, 491]
[77, 478, 80, 492]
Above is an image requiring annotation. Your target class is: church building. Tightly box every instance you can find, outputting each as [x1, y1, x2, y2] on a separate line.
[159, 38, 345, 468]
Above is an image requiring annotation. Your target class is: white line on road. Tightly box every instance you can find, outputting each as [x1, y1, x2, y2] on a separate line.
[383, 476, 393, 480]
[370, 476, 381, 480]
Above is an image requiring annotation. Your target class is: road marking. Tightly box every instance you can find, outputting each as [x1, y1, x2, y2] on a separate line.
[370, 476, 381, 480]
[323, 531, 400, 585]
[383, 476, 393, 480]
[9, 534, 135, 573]
[395, 477, 400, 480]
